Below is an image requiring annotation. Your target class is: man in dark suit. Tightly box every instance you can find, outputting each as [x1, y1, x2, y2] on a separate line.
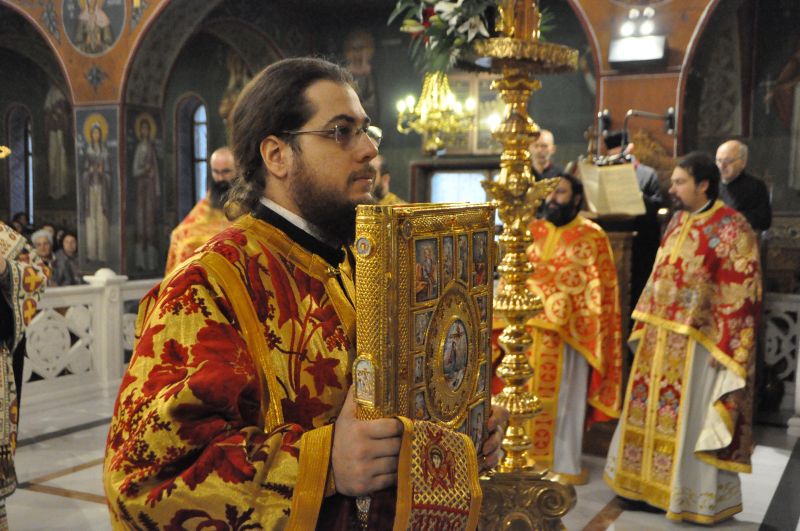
[716, 140, 772, 232]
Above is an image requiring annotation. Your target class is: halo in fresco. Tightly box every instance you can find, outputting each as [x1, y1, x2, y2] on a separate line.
[134, 112, 157, 140]
[82, 112, 109, 143]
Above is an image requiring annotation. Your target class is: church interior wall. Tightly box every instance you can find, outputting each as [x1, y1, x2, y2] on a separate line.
[0, 9, 75, 231]
[684, 0, 800, 215]
[8, 0, 796, 281]
[681, 0, 800, 294]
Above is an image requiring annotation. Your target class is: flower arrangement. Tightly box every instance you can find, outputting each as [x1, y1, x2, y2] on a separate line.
[390, 0, 497, 72]
[390, 0, 555, 72]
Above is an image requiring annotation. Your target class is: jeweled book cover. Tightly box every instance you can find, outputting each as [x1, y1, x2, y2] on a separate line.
[353, 202, 495, 451]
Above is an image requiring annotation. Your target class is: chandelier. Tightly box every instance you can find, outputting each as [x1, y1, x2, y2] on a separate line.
[0, 146, 10, 159]
[396, 72, 476, 154]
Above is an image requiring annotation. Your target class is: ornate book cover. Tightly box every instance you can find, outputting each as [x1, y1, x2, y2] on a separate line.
[353, 202, 495, 451]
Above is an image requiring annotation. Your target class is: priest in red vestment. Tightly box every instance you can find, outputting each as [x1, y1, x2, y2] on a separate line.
[605, 152, 761, 524]
[164, 147, 235, 275]
[523, 173, 622, 484]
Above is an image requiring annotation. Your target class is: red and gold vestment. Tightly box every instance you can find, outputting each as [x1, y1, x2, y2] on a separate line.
[523, 216, 622, 471]
[0, 223, 48, 520]
[164, 196, 231, 275]
[105, 207, 480, 529]
[605, 200, 761, 524]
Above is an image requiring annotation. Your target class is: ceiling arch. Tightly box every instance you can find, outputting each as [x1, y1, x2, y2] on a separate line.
[0, 4, 73, 103]
[198, 17, 284, 75]
[123, 0, 292, 108]
[123, 0, 223, 107]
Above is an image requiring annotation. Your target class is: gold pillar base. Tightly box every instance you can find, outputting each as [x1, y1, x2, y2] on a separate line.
[479, 471, 577, 530]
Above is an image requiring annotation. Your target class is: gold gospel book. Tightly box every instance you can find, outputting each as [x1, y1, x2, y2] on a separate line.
[353, 202, 495, 451]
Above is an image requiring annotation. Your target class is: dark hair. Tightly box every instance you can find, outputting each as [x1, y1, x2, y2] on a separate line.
[677, 151, 719, 201]
[603, 130, 625, 150]
[225, 57, 354, 219]
[557, 172, 585, 209]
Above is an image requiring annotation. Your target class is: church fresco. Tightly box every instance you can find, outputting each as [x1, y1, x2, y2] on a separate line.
[62, 0, 126, 56]
[125, 108, 164, 274]
[75, 106, 119, 272]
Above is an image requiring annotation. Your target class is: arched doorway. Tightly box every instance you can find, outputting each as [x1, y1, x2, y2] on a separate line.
[0, 5, 74, 229]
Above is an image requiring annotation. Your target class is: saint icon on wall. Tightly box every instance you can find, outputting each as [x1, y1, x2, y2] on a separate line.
[132, 112, 161, 271]
[343, 29, 378, 120]
[44, 86, 71, 200]
[457, 234, 469, 284]
[81, 113, 111, 262]
[63, 0, 125, 56]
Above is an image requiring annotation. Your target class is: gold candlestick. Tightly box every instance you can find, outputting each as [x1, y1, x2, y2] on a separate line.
[476, 1, 578, 528]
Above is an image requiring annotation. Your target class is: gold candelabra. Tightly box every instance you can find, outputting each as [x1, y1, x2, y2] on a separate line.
[396, 71, 476, 154]
[477, 1, 578, 528]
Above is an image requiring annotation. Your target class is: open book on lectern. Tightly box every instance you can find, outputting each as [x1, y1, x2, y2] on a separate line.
[578, 161, 646, 217]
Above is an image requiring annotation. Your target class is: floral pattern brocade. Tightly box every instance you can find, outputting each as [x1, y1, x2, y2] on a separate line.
[164, 196, 232, 275]
[630, 201, 760, 471]
[633, 201, 761, 374]
[522, 216, 623, 465]
[104, 216, 354, 529]
[525, 216, 623, 420]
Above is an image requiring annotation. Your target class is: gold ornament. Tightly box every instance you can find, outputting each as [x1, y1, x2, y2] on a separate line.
[396, 72, 476, 154]
[476, 1, 578, 528]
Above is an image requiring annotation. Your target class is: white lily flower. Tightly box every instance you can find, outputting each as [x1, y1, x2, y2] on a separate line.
[434, 0, 463, 24]
[457, 15, 489, 42]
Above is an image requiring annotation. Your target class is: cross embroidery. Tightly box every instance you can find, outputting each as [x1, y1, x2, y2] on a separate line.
[22, 266, 42, 293]
[22, 299, 37, 325]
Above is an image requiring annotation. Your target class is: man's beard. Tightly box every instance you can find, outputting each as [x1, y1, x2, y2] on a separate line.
[208, 180, 232, 209]
[670, 194, 694, 212]
[290, 157, 375, 247]
[542, 200, 578, 227]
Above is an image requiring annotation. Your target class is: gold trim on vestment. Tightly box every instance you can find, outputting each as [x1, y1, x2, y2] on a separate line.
[394, 417, 414, 531]
[529, 318, 605, 375]
[202, 251, 283, 429]
[587, 397, 621, 419]
[630, 313, 747, 381]
[668, 201, 723, 265]
[604, 472, 743, 524]
[465, 431, 483, 531]
[287, 425, 335, 530]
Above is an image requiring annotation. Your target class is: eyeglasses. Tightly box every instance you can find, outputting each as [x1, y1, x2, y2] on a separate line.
[283, 124, 382, 149]
[715, 157, 742, 166]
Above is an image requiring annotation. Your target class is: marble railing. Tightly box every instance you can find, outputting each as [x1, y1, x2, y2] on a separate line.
[765, 292, 800, 437]
[22, 269, 161, 407]
[20, 274, 800, 436]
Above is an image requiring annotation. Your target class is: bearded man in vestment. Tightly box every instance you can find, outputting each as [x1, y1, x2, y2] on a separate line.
[0, 222, 48, 527]
[164, 147, 234, 275]
[104, 58, 505, 530]
[522, 173, 622, 484]
[605, 152, 761, 524]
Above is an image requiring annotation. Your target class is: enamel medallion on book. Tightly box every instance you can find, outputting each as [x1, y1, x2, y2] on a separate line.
[353, 203, 495, 451]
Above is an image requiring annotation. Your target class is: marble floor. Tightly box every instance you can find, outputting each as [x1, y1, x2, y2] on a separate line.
[6, 388, 799, 530]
